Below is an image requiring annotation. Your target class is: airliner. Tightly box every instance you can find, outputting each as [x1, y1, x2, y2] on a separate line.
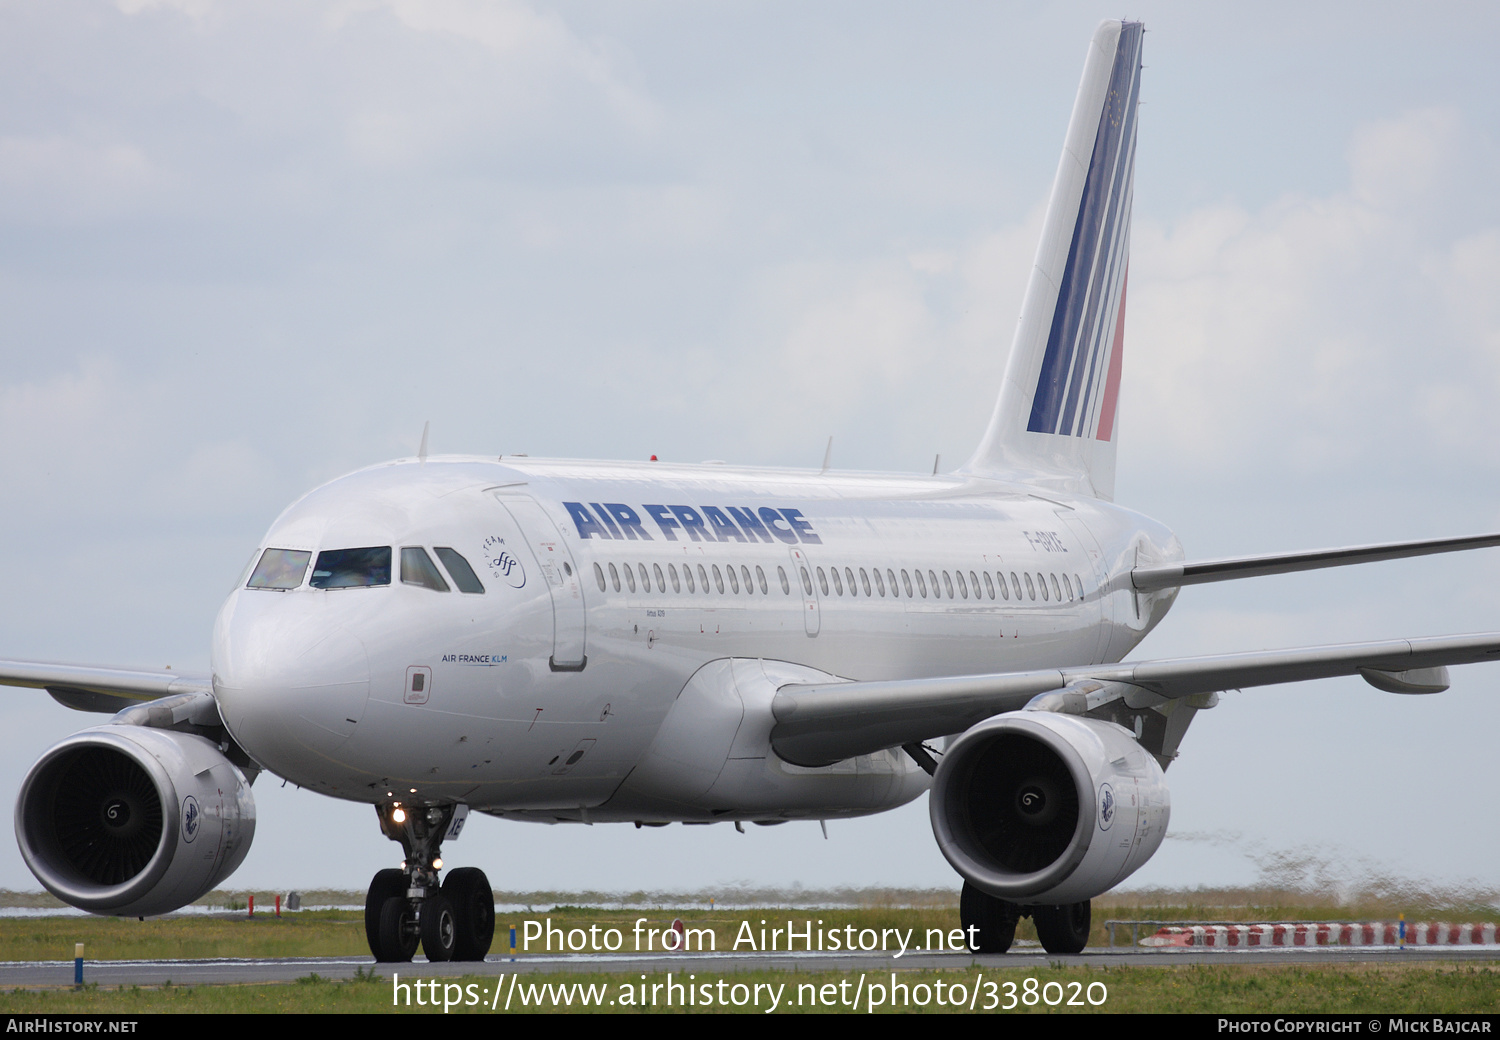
[6, 20, 1499, 960]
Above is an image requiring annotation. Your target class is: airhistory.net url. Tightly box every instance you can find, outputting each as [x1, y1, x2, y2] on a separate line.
[391, 972, 1109, 1012]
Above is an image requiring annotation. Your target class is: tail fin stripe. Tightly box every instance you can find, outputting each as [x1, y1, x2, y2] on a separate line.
[1027, 22, 1143, 438]
[1094, 267, 1127, 442]
[1058, 47, 1140, 437]
[1067, 91, 1139, 438]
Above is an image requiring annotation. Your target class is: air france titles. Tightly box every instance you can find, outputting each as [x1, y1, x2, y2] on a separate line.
[563, 503, 821, 545]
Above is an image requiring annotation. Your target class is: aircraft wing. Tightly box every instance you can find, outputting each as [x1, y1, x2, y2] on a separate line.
[1132, 532, 1500, 591]
[0, 659, 212, 714]
[769, 632, 1500, 766]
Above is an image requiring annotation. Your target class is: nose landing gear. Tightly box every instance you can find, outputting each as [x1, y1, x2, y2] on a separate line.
[365, 803, 494, 962]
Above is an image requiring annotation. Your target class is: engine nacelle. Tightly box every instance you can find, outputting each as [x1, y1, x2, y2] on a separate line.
[15, 726, 255, 917]
[929, 711, 1168, 905]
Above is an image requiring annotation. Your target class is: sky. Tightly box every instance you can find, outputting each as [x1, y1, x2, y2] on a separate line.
[1, 0, 1499, 901]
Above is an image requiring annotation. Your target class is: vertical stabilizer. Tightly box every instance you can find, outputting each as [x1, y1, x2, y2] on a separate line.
[963, 20, 1142, 500]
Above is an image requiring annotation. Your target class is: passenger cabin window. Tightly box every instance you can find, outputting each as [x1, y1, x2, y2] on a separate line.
[247, 548, 311, 590]
[594, 562, 607, 592]
[310, 547, 391, 589]
[401, 547, 450, 591]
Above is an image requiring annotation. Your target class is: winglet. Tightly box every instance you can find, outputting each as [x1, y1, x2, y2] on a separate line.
[964, 20, 1143, 500]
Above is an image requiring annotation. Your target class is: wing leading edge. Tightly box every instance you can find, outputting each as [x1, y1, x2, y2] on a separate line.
[1133, 531, 1500, 591]
[0, 659, 212, 714]
[769, 632, 1500, 767]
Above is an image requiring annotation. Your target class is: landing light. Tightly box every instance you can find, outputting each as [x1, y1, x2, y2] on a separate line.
[391, 807, 407, 824]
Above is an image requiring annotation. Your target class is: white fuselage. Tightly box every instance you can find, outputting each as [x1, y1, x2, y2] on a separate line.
[210, 456, 1181, 825]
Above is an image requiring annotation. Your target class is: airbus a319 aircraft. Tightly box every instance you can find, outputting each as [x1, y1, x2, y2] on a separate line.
[6, 20, 1499, 960]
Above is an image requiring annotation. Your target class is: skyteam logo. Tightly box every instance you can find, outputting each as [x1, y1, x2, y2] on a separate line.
[1098, 782, 1115, 831]
[1027, 21, 1141, 444]
[182, 796, 201, 843]
[483, 535, 526, 589]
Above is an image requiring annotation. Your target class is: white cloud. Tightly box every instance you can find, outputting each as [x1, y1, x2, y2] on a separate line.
[0, 136, 170, 220]
[1126, 107, 1500, 483]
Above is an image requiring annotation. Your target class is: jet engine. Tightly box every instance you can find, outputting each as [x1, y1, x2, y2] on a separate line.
[929, 711, 1169, 905]
[15, 725, 256, 917]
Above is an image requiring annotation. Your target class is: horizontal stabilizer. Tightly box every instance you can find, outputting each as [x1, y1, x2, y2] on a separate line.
[1132, 532, 1500, 591]
[769, 632, 1500, 766]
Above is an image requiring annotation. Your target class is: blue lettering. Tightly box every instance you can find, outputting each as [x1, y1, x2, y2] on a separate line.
[701, 506, 748, 543]
[564, 501, 608, 540]
[643, 504, 681, 541]
[759, 507, 799, 544]
[728, 507, 775, 543]
[779, 508, 821, 544]
[669, 505, 713, 542]
[588, 502, 622, 539]
[603, 503, 652, 540]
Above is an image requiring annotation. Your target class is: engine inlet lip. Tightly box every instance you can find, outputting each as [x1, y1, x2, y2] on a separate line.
[929, 713, 1098, 901]
[15, 729, 181, 911]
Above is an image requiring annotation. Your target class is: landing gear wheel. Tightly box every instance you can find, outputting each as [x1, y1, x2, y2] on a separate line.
[960, 882, 1019, 954]
[421, 892, 458, 962]
[442, 867, 495, 961]
[365, 869, 407, 959]
[1032, 900, 1091, 954]
[376, 896, 420, 962]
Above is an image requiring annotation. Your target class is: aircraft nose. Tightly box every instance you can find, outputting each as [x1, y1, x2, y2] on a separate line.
[213, 592, 372, 767]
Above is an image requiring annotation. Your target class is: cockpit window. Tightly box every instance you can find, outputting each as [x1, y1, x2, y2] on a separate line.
[434, 547, 485, 594]
[310, 547, 391, 589]
[247, 548, 312, 590]
[401, 547, 450, 592]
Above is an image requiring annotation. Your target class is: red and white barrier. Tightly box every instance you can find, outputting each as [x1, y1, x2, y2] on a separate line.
[1142, 922, 1500, 948]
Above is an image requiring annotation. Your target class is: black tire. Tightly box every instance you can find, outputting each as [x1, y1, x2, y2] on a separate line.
[960, 881, 1019, 954]
[421, 892, 458, 962]
[443, 867, 496, 961]
[364, 869, 407, 959]
[1032, 900, 1091, 954]
[376, 896, 420, 963]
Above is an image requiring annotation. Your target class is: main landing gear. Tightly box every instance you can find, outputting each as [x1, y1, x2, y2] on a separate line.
[960, 881, 1091, 955]
[365, 803, 496, 963]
